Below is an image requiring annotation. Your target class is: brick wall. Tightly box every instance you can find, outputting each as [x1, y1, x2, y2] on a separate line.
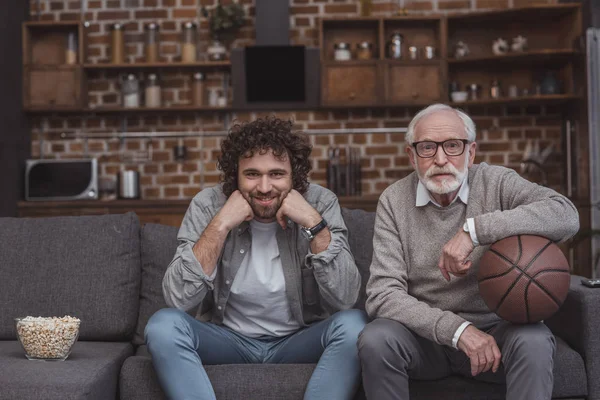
[29, 0, 562, 199]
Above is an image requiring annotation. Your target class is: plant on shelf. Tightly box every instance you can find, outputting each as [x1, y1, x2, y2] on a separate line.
[201, 1, 246, 61]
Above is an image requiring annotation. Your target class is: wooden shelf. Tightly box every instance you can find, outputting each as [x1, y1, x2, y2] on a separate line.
[88, 105, 232, 113]
[83, 61, 231, 70]
[24, 21, 81, 28]
[446, 4, 580, 24]
[23, 63, 80, 69]
[24, 105, 233, 114]
[322, 60, 379, 66]
[447, 49, 580, 66]
[449, 94, 580, 107]
[383, 59, 441, 66]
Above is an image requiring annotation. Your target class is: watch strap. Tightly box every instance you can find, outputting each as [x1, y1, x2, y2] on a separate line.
[307, 218, 328, 236]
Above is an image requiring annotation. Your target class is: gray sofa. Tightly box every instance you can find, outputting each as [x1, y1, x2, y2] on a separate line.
[0, 210, 598, 400]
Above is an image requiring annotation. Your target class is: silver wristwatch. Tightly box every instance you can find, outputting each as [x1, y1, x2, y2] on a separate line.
[301, 219, 328, 241]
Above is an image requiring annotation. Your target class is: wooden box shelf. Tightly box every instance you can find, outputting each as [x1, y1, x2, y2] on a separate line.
[22, 21, 87, 110]
[320, 16, 444, 107]
[319, 4, 582, 109]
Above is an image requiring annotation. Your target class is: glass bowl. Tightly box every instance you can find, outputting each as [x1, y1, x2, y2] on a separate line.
[15, 316, 81, 361]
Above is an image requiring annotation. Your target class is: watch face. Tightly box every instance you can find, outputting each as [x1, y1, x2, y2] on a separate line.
[301, 228, 313, 240]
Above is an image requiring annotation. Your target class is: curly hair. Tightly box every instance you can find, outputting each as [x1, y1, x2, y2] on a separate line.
[217, 116, 312, 197]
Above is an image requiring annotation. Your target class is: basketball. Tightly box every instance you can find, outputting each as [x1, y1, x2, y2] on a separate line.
[477, 235, 570, 324]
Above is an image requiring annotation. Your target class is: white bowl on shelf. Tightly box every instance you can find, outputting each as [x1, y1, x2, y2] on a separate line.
[451, 91, 468, 103]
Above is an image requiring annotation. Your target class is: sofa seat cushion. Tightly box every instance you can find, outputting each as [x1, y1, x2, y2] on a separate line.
[129, 336, 585, 400]
[0, 213, 141, 341]
[120, 356, 314, 400]
[0, 341, 133, 400]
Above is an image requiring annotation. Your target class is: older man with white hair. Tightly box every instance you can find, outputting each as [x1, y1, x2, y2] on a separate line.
[358, 104, 580, 400]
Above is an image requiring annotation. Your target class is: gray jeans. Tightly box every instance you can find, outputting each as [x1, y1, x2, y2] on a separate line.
[358, 318, 556, 400]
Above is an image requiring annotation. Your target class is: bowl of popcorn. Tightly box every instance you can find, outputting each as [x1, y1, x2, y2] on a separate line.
[15, 316, 81, 361]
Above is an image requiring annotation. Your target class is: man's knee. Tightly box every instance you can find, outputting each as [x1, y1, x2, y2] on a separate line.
[358, 319, 413, 362]
[503, 323, 556, 366]
[329, 309, 368, 340]
[144, 308, 190, 345]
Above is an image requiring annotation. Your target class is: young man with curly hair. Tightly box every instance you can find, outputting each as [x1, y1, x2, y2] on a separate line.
[145, 117, 366, 400]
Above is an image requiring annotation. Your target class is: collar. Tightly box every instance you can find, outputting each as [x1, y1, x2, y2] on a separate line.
[416, 175, 469, 208]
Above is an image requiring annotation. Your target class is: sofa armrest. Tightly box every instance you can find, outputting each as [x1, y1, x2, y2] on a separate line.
[546, 275, 600, 400]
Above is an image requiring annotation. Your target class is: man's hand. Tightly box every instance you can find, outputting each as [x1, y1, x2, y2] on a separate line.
[275, 189, 322, 230]
[438, 228, 474, 281]
[213, 190, 254, 232]
[457, 325, 502, 376]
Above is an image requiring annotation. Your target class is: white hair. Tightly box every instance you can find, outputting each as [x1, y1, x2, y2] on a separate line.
[405, 104, 476, 146]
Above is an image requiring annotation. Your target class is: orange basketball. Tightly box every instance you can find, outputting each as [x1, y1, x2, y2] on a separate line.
[477, 235, 570, 324]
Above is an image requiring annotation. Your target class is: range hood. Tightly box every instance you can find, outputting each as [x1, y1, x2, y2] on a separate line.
[231, 0, 320, 110]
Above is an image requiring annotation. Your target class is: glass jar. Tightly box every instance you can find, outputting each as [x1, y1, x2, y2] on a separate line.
[360, 0, 373, 16]
[145, 73, 161, 108]
[333, 42, 351, 61]
[65, 32, 77, 65]
[408, 46, 418, 60]
[145, 23, 159, 63]
[388, 32, 403, 59]
[192, 72, 205, 107]
[356, 41, 373, 60]
[111, 23, 124, 64]
[122, 74, 140, 108]
[181, 22, 197, 63]
[207, 39, 227, 61]
[490, 79, 502, 99]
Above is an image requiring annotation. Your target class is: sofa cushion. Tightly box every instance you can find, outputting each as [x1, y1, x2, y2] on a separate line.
[120, 356, 315, 400]
[134, 223, 180, 346]
[0, 340, 133, 400]
[0, 213, 141, 341]
[130, 336, 585, 400]
[341, 208, 376, 311]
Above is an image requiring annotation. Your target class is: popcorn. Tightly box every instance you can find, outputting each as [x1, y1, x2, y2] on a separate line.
[15, 316, 80, 360]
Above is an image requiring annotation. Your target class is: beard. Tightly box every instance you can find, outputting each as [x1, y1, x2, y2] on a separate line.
[416, 153, 468, 195]
[247, 191, 284, 221]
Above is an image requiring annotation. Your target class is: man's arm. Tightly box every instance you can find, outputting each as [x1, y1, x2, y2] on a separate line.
[163, 190, 253, 311]
[474, 167, 579, 245]
[365, 193, 466, 347]
[439, 166, 580, 280]
[308, 194, 361, 310]
[277, 188, 361, 310]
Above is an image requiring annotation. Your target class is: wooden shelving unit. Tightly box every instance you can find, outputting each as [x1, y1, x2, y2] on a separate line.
[23, 4, 584, 113]
[319, 3, 583, 108]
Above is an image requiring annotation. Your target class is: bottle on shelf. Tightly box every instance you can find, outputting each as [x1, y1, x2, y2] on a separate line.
[65, 31, 77, 65]
[181, 22, 197, 63]
[145, 23, 160, 63]
[122, 74, 140, 108]
[111, 23, 125, 64]
[145, 74, 161, 108]
[192, 72, 205, 107]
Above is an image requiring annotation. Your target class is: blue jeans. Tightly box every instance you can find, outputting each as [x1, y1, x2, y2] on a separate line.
[145, 308, 367, 400]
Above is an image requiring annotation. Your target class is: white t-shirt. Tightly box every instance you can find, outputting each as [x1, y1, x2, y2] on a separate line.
[223, 220, 301, 338]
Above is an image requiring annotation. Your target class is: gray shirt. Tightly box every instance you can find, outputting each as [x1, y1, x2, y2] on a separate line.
[162, 183, 361, 328]
[223, 220, 300, 337]
[366, 163, 580, 347]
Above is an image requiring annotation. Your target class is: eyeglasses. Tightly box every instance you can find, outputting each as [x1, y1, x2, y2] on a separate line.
[412, 139, 470, 158]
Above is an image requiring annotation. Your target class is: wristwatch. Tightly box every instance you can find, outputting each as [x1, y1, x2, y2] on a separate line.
[301, 219, 328, 241]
